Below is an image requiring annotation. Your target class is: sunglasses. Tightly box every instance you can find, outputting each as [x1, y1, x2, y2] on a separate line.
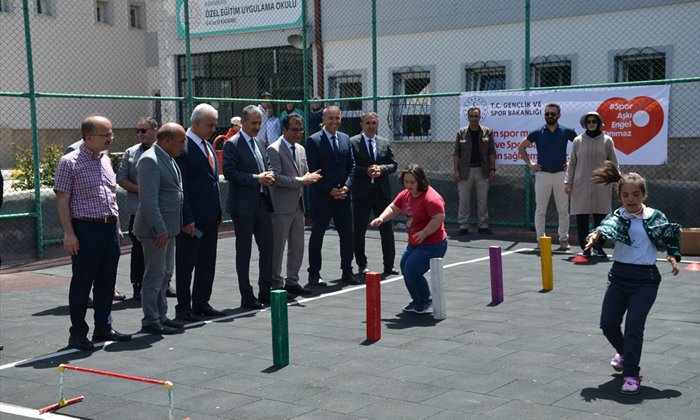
[586, 119, 598, 124]
[136, 128, 150, 134]
[544, 112, 558, 117]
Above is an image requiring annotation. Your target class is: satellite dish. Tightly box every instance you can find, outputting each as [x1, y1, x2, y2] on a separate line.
[287, 34, 304, 49]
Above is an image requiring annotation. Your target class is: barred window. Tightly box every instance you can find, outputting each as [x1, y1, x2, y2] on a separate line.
[328, 72, 363, 135]
[36, 0, 51, 15]
[531, 56, 571, 87]
[96, 1, 111, 24]
[0, 0, 10, 13]
[389, 69, 431, 141]
[615, 48, 665, 82]
[465, 63, 506, 91]
[128, 3, 144, 29]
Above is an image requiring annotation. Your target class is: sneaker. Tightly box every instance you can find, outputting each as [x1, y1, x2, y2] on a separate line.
[413, 301, 433, 314]
[402, 302, 417, 313]
[621, 376, 642, 395]
[478, 228, 493, 235]
[582, 248, 592, 257]
[611, 353, 624, 372]
[593, 249, 608, 258]
[557, 240, 570, 251]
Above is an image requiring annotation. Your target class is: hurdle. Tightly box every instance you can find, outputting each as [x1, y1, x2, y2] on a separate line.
[430, 257, 446, 319]
[539, 236, 554, 291]
[39, 364, 175, 420]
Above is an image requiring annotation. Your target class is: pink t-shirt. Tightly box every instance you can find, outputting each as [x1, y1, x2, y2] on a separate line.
[392, 186, 447, 245]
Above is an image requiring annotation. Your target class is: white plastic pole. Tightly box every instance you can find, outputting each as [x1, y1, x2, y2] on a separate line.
[430, 257, 446, 319]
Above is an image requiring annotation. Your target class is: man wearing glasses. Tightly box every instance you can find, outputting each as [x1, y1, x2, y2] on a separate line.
[118, 117, 178, 301]
[55, 115, 133, 351]
[518, 103, 576, 251]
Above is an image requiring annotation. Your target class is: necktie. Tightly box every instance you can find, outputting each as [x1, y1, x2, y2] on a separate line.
[251, 138, 265, 172]
[203, 141, 215, 173]
[290, 144, 298, 168]
[367, 138, 375, 161]
[331, 135, 339, 156]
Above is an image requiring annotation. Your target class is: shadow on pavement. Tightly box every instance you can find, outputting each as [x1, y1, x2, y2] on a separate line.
[580, 375, 682, 404]
[382, 312, 444, 329]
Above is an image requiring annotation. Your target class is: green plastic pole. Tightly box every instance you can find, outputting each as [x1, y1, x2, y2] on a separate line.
[271, 290, 289, 367]
[371, 0, 377, 112]
[183, 0, 194, 119]
[22, 0, 43, 259]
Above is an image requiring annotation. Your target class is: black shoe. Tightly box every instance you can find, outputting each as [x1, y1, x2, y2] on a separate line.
[458, 228, 469, 236]
[285, 284, 313, 296]
[342, 271, 362, 285]
[175, 309, 199, 322]
[113, 290, 126, 301]
[192, 305, 225, 317]
[166, 285, 177, 298]
[383, 267, 400, 276]
[133, 285, 141, 301]
[92, 329, 132, 342]
[241, 297, 264, 310]
[68, 335, 95, 351]
[162, 318, 186, 329]
[141, 324, 184, 335]
[307, 273, 327, 287]
[358, 266, 370, 274]
[258, 292, 271, 305]
[87, 297, 94, 308]
[478, 228, 493, 235]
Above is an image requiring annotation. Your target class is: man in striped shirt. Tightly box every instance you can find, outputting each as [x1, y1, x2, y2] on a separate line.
[55, 115, 133, 351]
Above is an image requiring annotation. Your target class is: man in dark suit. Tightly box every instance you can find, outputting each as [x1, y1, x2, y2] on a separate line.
[174, 104, 225, 321]
[267, 113, 322, 297]
[222, 105, 276, 309]
[306, 106, 358, 285]
[133, 123, 187, 335]
[350, 111, 398, 277]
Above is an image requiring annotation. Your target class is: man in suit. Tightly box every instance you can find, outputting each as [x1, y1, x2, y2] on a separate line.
[350, 111, 399, 277]
[174, 104, 225, 321]
[222, 105, 276, 309]
[133, 123, 187, 335]
[306, 106, 358, 286]
[267, 113, 322, 297]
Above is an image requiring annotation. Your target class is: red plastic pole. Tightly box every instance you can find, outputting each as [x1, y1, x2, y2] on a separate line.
[366, 272, 381, 341]
[38, 396, 84, 414]
[59, 364, 172, 388]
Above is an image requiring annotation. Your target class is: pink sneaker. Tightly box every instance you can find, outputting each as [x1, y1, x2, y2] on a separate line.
[610, 353, 624, 372]
[621, 376, 642, 394]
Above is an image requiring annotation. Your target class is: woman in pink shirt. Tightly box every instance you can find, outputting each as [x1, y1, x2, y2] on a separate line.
[371, 164, 448, 314]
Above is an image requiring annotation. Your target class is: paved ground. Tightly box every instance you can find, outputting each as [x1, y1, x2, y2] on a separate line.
[1, 228, 699, 419]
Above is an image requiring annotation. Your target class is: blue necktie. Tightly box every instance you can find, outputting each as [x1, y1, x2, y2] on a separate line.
[331, 135, 339, 156]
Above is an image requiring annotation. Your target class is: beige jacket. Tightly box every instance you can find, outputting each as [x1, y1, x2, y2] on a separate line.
[565, 133, 618, 215]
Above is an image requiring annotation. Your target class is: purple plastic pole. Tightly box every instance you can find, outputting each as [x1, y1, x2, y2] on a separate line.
[489, 246, 504, 304]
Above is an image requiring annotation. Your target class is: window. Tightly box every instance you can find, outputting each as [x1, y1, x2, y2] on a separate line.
[0, 0, 10, 13]
[465, 63, 506, 91]
[328, 72, 363, 135]
[96, 1, 111, 24]
[389, 69, 431, 141]
[36, 0, 51, 15]
[128, 3, 144, 29]
[531, 55, 571, 87]
[615, 48, 665, 82]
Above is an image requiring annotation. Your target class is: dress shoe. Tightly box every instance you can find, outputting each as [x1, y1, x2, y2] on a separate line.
[141, 323, 184, 335]
[458, 228, 469, 236]
[175, 309, 199, 322]
[258, 292, 271, 305]
[358, 266, 370, 274]
[478, 228, 493, 235]
[162, 318, 186, 329]
[307, 273, 327, 287]
[383, 267, 400, 276]
[68, 335, 95, 351]
[285, 284, 313, 296]
[166, 284, 177, 298]
[133, 285, 141, 301]
[241, 297, 264, 310]
[113, 290, 126, 301]
[192, 305, 225, 317]
[342, 271, 362, 285]
[92, 329, 132, 342]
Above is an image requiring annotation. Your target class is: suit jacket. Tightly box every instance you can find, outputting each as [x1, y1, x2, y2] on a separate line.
[453, 125, 496, 178]
[175, 136, 222, 225]
[305, 129, 355, 203]
[350, 133, 397, 200]
[133, 144, 183, 238]
[267, 139, 308, 215]
[222, 131, 273, 217]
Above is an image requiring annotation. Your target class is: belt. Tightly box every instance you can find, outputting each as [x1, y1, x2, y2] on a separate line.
[74, 216, 117, 224]
[469, 164, 482, 168]
[541, 170, 564, 173]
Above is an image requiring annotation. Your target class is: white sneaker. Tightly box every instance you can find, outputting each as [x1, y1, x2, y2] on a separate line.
[557, 240, 570, 251]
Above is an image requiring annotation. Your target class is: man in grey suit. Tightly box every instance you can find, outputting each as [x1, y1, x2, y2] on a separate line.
[267, 113, 322, 297]
[350, 111, 398, 277]
[223, 105, 275, 309]
[133, 123, 187, 335]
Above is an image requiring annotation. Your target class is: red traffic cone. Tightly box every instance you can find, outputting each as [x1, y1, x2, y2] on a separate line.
[685, 262, 700, 271]
[571, 255, 589, 263]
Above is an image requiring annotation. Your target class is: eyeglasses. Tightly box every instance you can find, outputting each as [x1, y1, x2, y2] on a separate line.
[544, 112, 558, 117]
[90, 132, 114, 139]
[135, 128, 150, 134]
[585, 119, 598, 124]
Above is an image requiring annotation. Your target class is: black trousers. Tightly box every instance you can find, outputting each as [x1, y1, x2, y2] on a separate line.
[175, 222, 218, 312]
[576, 213, 606, 250]
[352, 187, 395, 271]
[128, 215, 144, 287]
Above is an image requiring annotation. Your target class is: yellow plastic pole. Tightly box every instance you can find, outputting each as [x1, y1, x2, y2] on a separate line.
[540, 236, 553, 291]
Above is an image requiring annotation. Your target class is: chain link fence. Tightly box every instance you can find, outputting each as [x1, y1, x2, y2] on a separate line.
[1, 0, 698, 264]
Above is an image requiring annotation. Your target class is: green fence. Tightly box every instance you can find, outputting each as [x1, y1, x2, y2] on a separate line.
[1, 0, 698, 264]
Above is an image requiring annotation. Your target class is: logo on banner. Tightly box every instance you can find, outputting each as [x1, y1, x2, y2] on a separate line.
[597, 96, 664, 155]
[462, 96, 488, 122]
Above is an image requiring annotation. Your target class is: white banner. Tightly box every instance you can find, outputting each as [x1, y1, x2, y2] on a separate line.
[177, 0, 302, 38]
[460, 85, 670, 165]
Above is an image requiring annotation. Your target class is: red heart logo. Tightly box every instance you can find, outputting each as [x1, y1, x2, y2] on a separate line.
[597, 96, 664, 155]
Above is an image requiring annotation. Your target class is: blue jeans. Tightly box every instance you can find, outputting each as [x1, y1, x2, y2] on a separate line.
[600, 279, 658, 377]
[400, 239, 448, 304]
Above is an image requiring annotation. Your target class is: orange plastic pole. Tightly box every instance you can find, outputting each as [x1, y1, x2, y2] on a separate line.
[38, 396, 84, 414]
[366, 272, 381, 341]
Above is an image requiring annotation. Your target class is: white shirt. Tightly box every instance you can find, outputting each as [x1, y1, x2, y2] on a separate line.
[363, 133, 376, 158]
[186, 128, 209, 158]
[612, 207, 658, 265]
